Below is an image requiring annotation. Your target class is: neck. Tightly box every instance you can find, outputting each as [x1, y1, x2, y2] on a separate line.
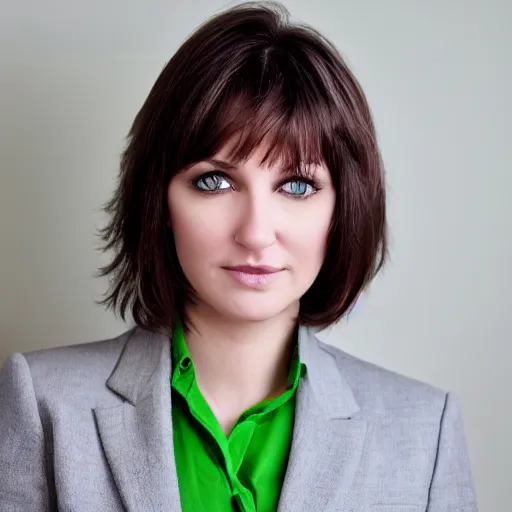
[181, 302, 299, 422]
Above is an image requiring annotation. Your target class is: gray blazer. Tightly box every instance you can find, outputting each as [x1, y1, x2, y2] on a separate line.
[0, 326, 477, 511]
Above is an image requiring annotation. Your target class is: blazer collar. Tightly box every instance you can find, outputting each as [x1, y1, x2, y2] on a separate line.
[106, 324, 360, 418]
[105, 326, 168, 405]
[297, 324, 360, 418]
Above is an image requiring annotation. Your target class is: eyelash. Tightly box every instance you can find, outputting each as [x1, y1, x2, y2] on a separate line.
[191, 171, 321, 200]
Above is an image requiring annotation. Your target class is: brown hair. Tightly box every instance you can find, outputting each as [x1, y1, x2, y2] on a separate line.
[97, 1, 388, 332]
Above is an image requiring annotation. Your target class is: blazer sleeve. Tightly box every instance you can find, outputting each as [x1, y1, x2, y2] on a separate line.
[0, 353, 53, 512]
[426, 391, 478, 511]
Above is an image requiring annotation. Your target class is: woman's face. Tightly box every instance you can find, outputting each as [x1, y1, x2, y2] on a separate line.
[167, 141, 336, 323]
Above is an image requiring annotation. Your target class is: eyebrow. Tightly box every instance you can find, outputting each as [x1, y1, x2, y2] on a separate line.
[188, 157, 324, 177]
[203, 158, 238, 171]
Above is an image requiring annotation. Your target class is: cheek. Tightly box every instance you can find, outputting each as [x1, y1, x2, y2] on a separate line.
[168, 192, 228, 265]
[286, 206, 333, 270]
[171, 212, 217, 264]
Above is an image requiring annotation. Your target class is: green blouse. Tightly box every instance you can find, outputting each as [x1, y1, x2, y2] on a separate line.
[170, 320, 305, 512]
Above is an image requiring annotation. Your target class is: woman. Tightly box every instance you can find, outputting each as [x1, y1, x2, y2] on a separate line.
[0, 2, 477, 511]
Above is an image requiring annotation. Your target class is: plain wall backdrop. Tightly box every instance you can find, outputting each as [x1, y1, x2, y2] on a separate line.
[0, 1, 510, 510]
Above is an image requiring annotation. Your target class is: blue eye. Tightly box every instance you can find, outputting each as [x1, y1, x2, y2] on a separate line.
[195, 174, 231, 192]
[281, 180, 316, 198]
[192, 172, 319, 199]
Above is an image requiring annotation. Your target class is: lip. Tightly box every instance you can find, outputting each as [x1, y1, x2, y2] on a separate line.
[223, 265, 283, 274]
[222, 265, 284, 288]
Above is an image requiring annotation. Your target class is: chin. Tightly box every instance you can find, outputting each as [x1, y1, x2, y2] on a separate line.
[217, 298, 294, 324]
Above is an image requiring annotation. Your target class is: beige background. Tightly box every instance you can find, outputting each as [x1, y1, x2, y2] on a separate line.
[1, 1, 510, 510]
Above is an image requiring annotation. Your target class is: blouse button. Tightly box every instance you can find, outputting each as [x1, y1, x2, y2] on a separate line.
[180, 357, 192, 372]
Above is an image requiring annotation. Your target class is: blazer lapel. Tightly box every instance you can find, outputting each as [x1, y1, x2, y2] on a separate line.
[277, 327, 368, 512]
[94, 327, 182, 512]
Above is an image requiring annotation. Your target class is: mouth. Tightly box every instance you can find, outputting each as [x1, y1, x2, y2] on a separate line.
[223, 265, 283, 274]
[222, 265, 284, 287]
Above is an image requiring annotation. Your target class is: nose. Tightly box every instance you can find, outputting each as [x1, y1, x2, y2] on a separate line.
[233, 194, 277, 251]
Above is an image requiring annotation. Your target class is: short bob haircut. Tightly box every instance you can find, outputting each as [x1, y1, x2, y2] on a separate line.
[98, 1, 388, 333]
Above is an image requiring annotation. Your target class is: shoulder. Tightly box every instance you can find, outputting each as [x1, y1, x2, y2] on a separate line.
[22, 327, 135, 374]
[4, 328, 137, 407]
[313, 333, 449, 419]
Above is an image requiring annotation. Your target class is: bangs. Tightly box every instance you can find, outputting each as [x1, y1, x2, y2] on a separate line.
[217, 93, 325, 178]
[178, 49, 333, 179]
